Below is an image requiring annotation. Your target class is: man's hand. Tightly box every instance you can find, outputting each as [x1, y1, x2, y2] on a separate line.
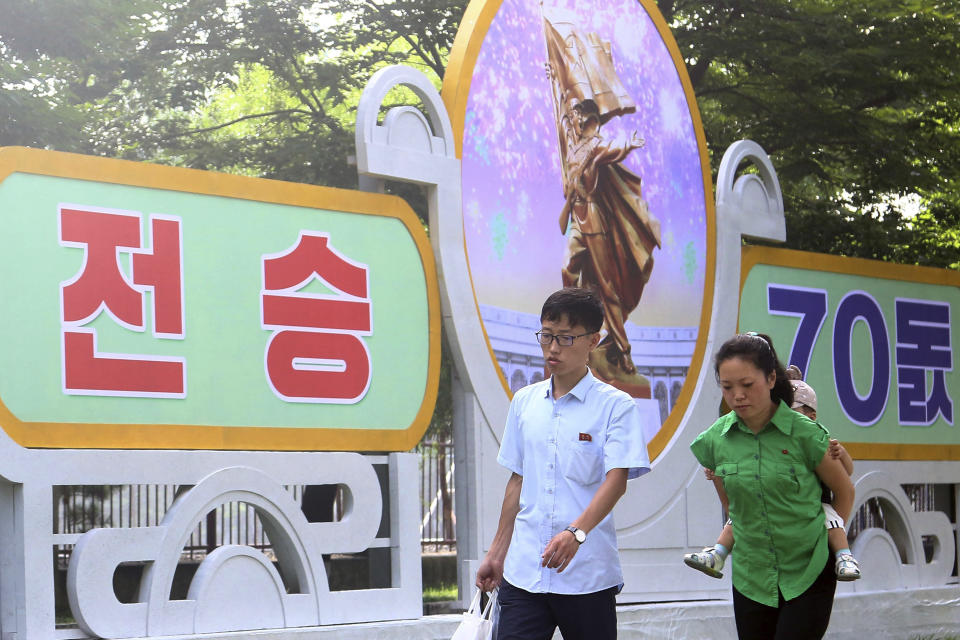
[540, 529, 581, 573]
[703, 467, 716, 481]
[476, 472, 522, 591]
[476, 554, 504, 591]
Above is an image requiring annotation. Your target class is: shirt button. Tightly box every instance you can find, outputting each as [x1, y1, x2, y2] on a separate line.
[754, 454, 759, 460]
[755, 474, 760, 479]
[757, 493, 762, 498]
[547, 489, 553, 494]
[548, 463, 554, 469]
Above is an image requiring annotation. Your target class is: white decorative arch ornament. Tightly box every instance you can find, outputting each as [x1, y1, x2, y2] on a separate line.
[67, 465, 384, 637]
[0, 431, 420, 639]
[355, 65, 509, 438]
[844, 470, 955, 593]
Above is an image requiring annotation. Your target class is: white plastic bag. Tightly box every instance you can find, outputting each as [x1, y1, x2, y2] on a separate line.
[451, 589, 496, 640]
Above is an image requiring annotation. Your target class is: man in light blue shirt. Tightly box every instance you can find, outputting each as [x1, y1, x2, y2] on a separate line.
[476, 288, 650, 640]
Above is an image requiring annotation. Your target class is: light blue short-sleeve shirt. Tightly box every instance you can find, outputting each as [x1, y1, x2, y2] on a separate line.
[498, 369, 650, 594]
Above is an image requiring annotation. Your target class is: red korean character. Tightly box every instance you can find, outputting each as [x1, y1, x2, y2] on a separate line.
[261, 233, 372, 403]
[59, 206, 185, 397]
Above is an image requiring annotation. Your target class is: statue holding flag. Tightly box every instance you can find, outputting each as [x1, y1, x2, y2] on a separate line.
[542, 7, 662, 397]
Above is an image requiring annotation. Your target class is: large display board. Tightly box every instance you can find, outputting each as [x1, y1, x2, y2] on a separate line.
[740, 246, 959, 460]
[0, 147, 441, 450]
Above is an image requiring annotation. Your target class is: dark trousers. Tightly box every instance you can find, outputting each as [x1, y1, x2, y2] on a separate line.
[732, 555, 836, 640]
[495, 580, 618, 640]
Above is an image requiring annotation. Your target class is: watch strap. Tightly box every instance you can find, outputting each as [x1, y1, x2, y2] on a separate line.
[564, 525, 585, 544]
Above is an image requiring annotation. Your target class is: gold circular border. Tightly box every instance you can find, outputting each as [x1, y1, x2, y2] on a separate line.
[441, 0, 717, 459]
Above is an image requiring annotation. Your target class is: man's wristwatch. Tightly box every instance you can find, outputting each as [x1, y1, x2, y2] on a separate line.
[565, 526, 586, 544]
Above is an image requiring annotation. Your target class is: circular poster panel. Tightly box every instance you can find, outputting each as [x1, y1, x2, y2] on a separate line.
[443, 0, 715, 456]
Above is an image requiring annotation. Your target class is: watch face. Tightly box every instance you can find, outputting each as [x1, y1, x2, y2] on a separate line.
[575, 529, 586, 543]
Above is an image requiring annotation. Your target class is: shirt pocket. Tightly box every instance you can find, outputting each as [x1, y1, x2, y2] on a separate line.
[775, 462, 801, 494]
[562, 440, 603, 485]
[713, 462, 739, 492]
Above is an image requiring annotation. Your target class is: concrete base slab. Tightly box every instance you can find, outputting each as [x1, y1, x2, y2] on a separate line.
[617, 585, 960, 638]
[124, 585, 959, 640]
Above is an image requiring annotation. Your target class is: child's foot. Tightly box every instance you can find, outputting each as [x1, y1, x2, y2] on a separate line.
[684, 547, 724, 578]
[835, 552, 861, 581]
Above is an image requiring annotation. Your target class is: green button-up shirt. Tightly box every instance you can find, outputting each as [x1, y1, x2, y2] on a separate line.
[690, 401, 830, 606]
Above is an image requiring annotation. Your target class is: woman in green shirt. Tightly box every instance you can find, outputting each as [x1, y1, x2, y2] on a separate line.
[690, 333, 854, 639]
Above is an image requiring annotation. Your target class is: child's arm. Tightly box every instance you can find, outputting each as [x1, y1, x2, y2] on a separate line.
[829, 438, 854, 476]
[816, 451, 854, 522]
[712, 475, 729, 514]
[703, 467, 730, 514]
[703, 468, 728, 513]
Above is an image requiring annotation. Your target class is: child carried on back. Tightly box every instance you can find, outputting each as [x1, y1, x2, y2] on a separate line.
[684, 366, 862, 582]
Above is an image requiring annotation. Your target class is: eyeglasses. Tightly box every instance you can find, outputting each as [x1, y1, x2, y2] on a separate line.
[535, 331, 594, 347]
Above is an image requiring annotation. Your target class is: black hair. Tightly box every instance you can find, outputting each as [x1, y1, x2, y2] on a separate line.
[540, 287, 604, 333]
[714, 332, 794, 407]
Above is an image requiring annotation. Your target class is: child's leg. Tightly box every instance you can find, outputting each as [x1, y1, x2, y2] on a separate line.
[716, 521, 734, 550]
[823, 503, 861, 581]
[827, 525, 850, 554]
[684, 520, 733, 579]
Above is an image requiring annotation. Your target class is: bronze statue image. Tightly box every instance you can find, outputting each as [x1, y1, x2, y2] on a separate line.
[543, 7, 662, 398]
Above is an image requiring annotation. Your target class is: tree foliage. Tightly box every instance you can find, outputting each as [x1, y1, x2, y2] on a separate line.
[658, 0, 960, 268]
[0, 0, 154, 148]
[0, 0, 468, 190]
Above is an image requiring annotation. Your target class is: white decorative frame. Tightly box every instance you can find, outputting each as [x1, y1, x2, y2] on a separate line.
[0, 432, 421, 640]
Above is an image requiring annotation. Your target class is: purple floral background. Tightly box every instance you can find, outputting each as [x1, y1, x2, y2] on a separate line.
[461, 0, 708, 329]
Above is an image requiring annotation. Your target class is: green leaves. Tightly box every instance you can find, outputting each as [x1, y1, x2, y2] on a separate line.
[661, 0, 960, 269]
[0, 0, 468, 197]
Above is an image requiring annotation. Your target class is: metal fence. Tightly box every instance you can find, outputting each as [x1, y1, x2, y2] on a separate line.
[53, 444, 458, 565]
[417, 440, 456, 551]
[54, 484, 316, 567]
